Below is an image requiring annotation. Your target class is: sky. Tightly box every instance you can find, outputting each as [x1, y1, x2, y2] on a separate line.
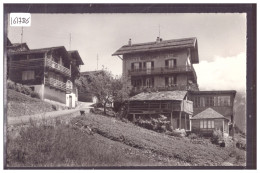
[7, 13, 246, 91]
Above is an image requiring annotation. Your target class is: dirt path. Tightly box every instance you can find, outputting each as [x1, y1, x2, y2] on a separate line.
[7, 102, 93, 126]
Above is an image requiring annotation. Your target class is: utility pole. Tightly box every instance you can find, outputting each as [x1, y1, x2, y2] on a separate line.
[21, 27, 23, 43]
[159, 24, 160, 38]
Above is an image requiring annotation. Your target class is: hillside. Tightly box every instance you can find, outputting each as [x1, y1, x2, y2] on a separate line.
[7, 111, 246, 167]
[7, 89, 56, 117]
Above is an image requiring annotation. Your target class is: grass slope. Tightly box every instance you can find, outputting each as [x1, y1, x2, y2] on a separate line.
[6, 109, 246, 167]
[7, 89, 55, 117]
[71, 114, 238, 166]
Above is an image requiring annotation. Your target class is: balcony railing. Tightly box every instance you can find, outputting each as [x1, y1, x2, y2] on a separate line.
[8, 58, 71, 77]
[129, 66, 197, 80]
[45, 58, 71, 77]
[131, 84, 199, 95]
[45, 78, 67, 91]
[8, 58, 45, 69]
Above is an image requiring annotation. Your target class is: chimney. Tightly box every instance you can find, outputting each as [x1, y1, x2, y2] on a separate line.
[156, 37, 160, 43]
[128, 38, 132, 46]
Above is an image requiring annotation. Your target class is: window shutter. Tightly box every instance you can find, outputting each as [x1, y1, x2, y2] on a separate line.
[143, 78, 146, 86]
[174, 76, 177, 84]
[139, 62, 142, 69]
[152, 78, 154, 86]
[151, 61, 154, 68]
[131, 63, 134, 70]
[165, 77, 169, 86]
[143, 62, 146, 68]
[165, 60, 168, 67]
[174, 59, 177, 66]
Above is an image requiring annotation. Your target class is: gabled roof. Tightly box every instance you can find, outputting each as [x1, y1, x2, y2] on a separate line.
[81, 70, 105, 76]
[190, 108, 226, 120]
[112, 37, 199, 64]
[129, 91, 187, 101]
[7, 42, 30, 51]
[68, 50, 84, 65]
[8, 46, 68, 56]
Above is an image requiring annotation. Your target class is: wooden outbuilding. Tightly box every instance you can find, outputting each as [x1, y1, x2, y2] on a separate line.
[127, 91, 193, 131]
[190, 108, 229, 136]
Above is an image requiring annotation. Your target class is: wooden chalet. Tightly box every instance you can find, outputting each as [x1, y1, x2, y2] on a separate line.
[127, 91, 193, 131]
[7, 40, 84, 108]
[112, 37, 199, 95]
[113, 37, 237, 136]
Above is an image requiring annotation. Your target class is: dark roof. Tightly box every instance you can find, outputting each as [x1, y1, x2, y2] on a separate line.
[81, 70, 104, 76]
[112, 37, 199, 64]
[8, 46, 67, 55]
[68, 50, 84, 65]
[191, 108, 227, 120]
[7, 42, 30, 50]
[7, 38, 12, 46]
[189, 90, 236, 97]
[129, 91, 187, 101]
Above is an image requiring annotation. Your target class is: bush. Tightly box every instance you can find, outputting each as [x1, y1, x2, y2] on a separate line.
[15, 83, 22, 93]
[188, 133, 200, 140]
[211, 129, 223, 144]
[21, 85, 32, 95]
[7, 80, 16, 90]
[30, 91, 40, 99]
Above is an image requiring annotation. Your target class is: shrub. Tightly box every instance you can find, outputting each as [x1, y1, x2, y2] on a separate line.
[30, 91, 40, 99]
[52, 105, 57, 111]
[7, 80, 16, 90]
[21, 85, 32, 95]
[188, 133, 199, 140]
[211, 129, 223, 144]
[15, 83, 22, 93]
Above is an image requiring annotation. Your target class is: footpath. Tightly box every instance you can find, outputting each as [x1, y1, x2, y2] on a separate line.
[7, 102, 93, 126]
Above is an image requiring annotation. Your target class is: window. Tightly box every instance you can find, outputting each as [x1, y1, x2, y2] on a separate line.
[194, 96, 200, 108]
[131, 62, 142, 71]
[144, 61, 154, 74]
[194, 95, 231, 107]
[217, 96, 231, 106]
[165, 59, 177, 68]
[22, 70, 35, 80]
[131, 78, 142, 87]
[165, 76, 177, 86]
[200, 120, 214, 129]
[145, 78, 154, 88]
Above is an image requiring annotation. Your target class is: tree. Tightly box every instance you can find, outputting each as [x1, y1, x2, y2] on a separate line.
[87, 70, 114, 115]
[76, 69, 130, 115]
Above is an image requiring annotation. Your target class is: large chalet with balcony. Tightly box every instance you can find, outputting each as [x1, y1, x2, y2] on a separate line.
[112, 37, 236, 136]
[7, 39, 84, 108]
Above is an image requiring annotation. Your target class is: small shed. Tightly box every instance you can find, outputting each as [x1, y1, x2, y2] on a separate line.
[190, 108, 229, 136]
[127, 91, 193, 130]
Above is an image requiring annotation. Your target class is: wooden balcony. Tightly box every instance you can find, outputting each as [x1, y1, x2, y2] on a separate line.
[45, 59, 71, 77]
[8, 58, 45, 69]
[128, 100, 193, 115]
[45, 78, 68, 92]
[131, 84, 199, 95]
[128, 100, 182, 114]
[129, 66, 197, 80]
[8, 58, 71, 77]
